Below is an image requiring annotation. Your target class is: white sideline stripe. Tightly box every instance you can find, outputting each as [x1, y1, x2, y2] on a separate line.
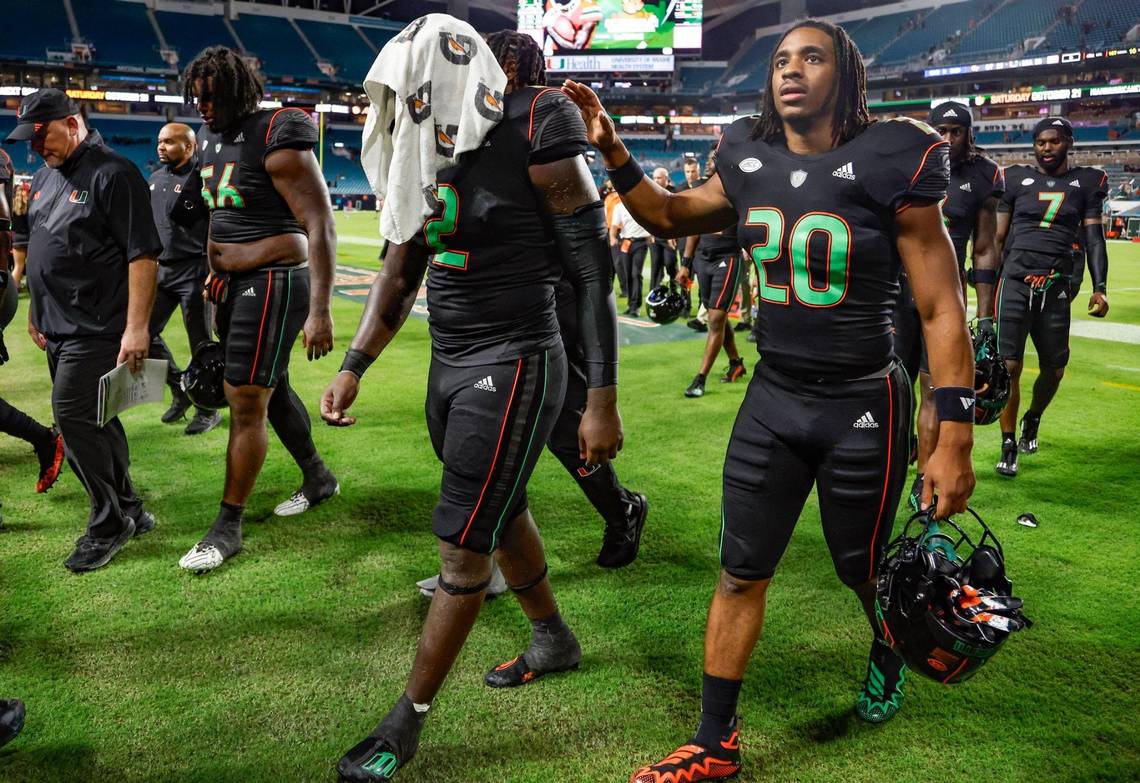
[338, 233, 386, 247]
[1071, 321, 1140, 345]
[1107, 365, 1140, 372]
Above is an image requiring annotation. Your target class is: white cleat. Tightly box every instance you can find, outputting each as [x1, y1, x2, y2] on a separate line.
[273, 483, 340, 517]
[416, 564, 509, 600]
[179, 542, 228, 573]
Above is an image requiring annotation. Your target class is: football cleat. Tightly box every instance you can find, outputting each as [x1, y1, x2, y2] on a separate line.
[630, 720, 741, 783]
[1018, 413, 1040, 454]
[733, 320, 752, 333]
[597, 492, 648, 569]
[855, 638, 906, 723]
[274, 482, 340, 517]
[185, 409, 223, 436]
[416, 565, 509, 600]
[161, 387, 193, 424]
[35, 426, 64, 493]
[720, 360, 746, 384]
[0, 698, 25, 749]
[178, 542, 230, 573]
[685, 375, 706, 398]
[686, 318, 709, 333]
[338, 695, 426, 782]
[485, 629, 582, 689]
[995, 438, 1018, 477]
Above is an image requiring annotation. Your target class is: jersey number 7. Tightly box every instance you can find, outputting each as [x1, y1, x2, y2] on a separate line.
[1036, 192, 1065, 229]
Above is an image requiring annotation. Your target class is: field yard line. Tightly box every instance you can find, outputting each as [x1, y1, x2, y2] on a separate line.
[1107, 365, 1140, 372]
[1104, 381, 1140, 392]
[338, 233, 385, 247]
[1070, 321, 1140, 344]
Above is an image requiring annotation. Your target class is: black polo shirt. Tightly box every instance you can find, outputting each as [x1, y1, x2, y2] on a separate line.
[26, 131, 161, 339]
[148, 157, 207, 263]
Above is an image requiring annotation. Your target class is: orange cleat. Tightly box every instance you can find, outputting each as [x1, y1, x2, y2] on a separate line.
[35, 427, 64, 493]
[630, 723, 741, 783]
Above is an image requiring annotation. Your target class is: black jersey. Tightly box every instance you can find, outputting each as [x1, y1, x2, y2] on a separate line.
[717, 117, 949, 381]
[412, 86, 589, 366]
[944, 154, 1003, 267]
[695, 223, 740, 267]
[998, 163, 1106, 272]
[197, 108, 319, 244]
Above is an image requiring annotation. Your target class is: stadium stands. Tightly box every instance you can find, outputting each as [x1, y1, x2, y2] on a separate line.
[1044, 0, 1137, 52]
[154, 10, 236, 70]
[953, 0, 1073, 57]
[846, 10, 918, 60]
[357, 25, 397, 52]
[229, 13, 322, 80]
[876, 4, 970, 64]
[73, 1, 166, 70]
[297, 20, 378, 86]
[721, 34, 780, 93]
[0, 0, 73, 61]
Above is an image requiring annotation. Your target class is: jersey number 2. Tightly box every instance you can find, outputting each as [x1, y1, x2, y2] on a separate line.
[199, 163, 245, 209]
[423, 185, 469, 270]
[747, 208, 851, 308]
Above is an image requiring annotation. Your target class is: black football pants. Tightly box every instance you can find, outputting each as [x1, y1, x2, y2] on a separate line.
[648, 241, 678, 291]
[625, 238, 650, 311]
[148, 256, 210, 389]
[46, 337, 144, 539]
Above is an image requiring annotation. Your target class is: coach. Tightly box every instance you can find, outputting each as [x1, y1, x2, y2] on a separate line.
[148, 122, 219, 435]
[7, 88, 161, 572]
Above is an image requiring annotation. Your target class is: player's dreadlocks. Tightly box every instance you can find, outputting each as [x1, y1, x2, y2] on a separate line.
[182, 46, 264, 129]
[486, 30, 546, 91]
[752, 19, 872, 147]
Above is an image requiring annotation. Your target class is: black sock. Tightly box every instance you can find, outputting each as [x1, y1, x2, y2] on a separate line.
[695, 673, 741, 747]
[729, 357, 744, 367]
[1024, 410, 1041, 421]
[531, 610, 569, 637]
[1002, 431, 1015, 444]
[696, 373, 707, 383]
[525, 611, 580, 672]
[203, 502, 244, 558]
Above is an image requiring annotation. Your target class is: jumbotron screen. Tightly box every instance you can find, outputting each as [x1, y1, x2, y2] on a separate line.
[518, 0, 704, 54]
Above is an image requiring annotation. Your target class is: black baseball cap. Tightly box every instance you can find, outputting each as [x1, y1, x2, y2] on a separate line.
[5, 88, 80, 142]
[1033, 116, 1073, 140]
[929, 101, 973, 128]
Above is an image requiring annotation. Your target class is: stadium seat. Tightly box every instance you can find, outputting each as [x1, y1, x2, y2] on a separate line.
[296, 21, 377, 85]
[229, 13, 323, 80]
[358, 26, 397, 52]
[154, 10, 238, 71]
[73, 1, 165, 70]
[1044, 0, 1136, 52]
[952, 0, 1073, 57]
[722, 34, 780, 93]
[0, 0, 72, 61]
[845, 11, 920, 59]
[877, 5, 972, 64]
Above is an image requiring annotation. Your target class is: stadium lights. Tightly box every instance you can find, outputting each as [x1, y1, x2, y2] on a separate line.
[154, 95, 184, 104]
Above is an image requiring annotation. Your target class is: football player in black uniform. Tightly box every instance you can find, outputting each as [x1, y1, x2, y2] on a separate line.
[896, 102, 1003, 507]
[994, 117, 1108, 476]
[177, 47, 339, 572]
[321, 28, 622, 781]
[566, 20, 974, 783]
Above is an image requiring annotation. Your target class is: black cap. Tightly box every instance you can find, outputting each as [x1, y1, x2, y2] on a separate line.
[5, 88, 80, 143]
[929, 101, 973, 128]
[1033, 116, 1073, 140]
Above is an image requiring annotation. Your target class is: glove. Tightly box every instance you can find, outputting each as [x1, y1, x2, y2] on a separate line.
[976, 317, 995, 337]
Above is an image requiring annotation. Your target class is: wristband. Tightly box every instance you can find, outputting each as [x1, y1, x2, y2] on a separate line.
[934, 386, 975, 423]
[606, 156, 645, 195]
[973, 268, 997, 285]
[339, 348, 376, 379]
[681, 255, 694, 270]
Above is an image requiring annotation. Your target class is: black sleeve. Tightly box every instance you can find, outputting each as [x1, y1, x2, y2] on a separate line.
[529, 89, 588, 166]
[11, 212, 27, 248]
[997, 168, 1017, 213]
[264, 109, 319, 158]
[102, 163, 163, 262]
[986, 158, 1005, 199]
[1082, 168, 1108, 219]
[169, 167, 209, 229]
[862, 119, 949, 210]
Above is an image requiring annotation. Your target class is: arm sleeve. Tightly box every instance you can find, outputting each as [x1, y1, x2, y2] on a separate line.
[997, 170, 1016, 214]
[264, 109, 319, 158]
[103, 164, 163, 262]
[862, 119, 950, 211]
[987, 159, 1005, 199]
[528, 89, 588, 166]
[1083, 169, 1108, 219]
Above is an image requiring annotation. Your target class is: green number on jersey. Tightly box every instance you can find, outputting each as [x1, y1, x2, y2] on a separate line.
[1037, 191, 1066, 229]
[199, 162, 245, 209]
[747, 208, 851, 308]
[423, 184, 469, 270]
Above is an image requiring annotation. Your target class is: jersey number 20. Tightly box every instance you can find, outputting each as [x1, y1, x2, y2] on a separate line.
[746, 208, 850, 308]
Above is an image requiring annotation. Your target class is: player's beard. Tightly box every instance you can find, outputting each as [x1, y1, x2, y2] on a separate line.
[1036, 149, 1067, 174]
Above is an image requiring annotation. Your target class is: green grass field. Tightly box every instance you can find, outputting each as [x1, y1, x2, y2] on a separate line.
[1, 212, 1138, 782]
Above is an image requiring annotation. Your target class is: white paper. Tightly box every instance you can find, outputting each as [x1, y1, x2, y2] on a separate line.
[97, 359, 169, 427]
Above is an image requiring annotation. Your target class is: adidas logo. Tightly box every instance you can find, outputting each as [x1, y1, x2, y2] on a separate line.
[241, 288, 256, 297]
[943, 108, 959, 118]
[1069, 179, 1080, 187]
[853, 411, 879, 429]
[473, 375, 496, 392]
[1052, 119, 1064, 126]
[235, 131, 245, 143]
[960, 396, 974, 410]
[960, 182, 972, 191]
[832, 162, 856, 180]
[1058, 290, 1067, 300]
[718, 260, 727, 268]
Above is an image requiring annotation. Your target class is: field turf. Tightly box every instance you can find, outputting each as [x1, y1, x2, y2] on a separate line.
[0, 211, 1137, 782]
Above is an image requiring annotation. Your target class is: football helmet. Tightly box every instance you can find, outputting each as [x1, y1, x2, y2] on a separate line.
[876, 507, 1030, 685]
[180, 341, 227, 410]
[645, 286, 684, 325]
[972, 324, 1009, 425]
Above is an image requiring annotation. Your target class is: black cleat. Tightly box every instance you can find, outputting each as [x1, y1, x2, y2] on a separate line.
[338, 695, 426, 782]
[0, 698, 25, 749]
[720, 360, 746, 384]
[1018, 413, 1040, 454]
[597, 492, 648, 569]
[996, 438, 1018, 477]
[161, 388, 193, 424]
[733, 320, 752, 332]
[686, 318, 708, 333]
[185, 409, 222, 436]
[64, 518, 136, 572]
[685, 375, 706, 398]
[485, 624, 582, 689]
[856, 639, 907, 723]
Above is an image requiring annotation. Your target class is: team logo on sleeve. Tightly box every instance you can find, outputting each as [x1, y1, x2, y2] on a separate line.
[474, 82, 504, 122]
[407, 82, 432, 123]
[435, 124, 458, 157]
[396, 16, 426, 43]
[439, 32, 476, 64]
[790, 170, 808, 188]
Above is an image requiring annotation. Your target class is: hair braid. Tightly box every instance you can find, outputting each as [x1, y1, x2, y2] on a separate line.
[486, 30, 546, 91]
[182, 46, 264, 129]
[752, 19, 872, 147]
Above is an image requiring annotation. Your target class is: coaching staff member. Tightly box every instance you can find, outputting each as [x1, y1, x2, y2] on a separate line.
[8, 88, 160, 572]
[148, 122, 220, 435]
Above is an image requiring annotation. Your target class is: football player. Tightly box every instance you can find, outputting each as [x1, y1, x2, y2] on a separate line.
[565, 19, 975, 782]
[676, 151, 746, 398]
[177, 47, 340, 572]
[994, 117, 1108, 476]
[896, 101, 1003, 507]
[322, 26, 622, 781]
